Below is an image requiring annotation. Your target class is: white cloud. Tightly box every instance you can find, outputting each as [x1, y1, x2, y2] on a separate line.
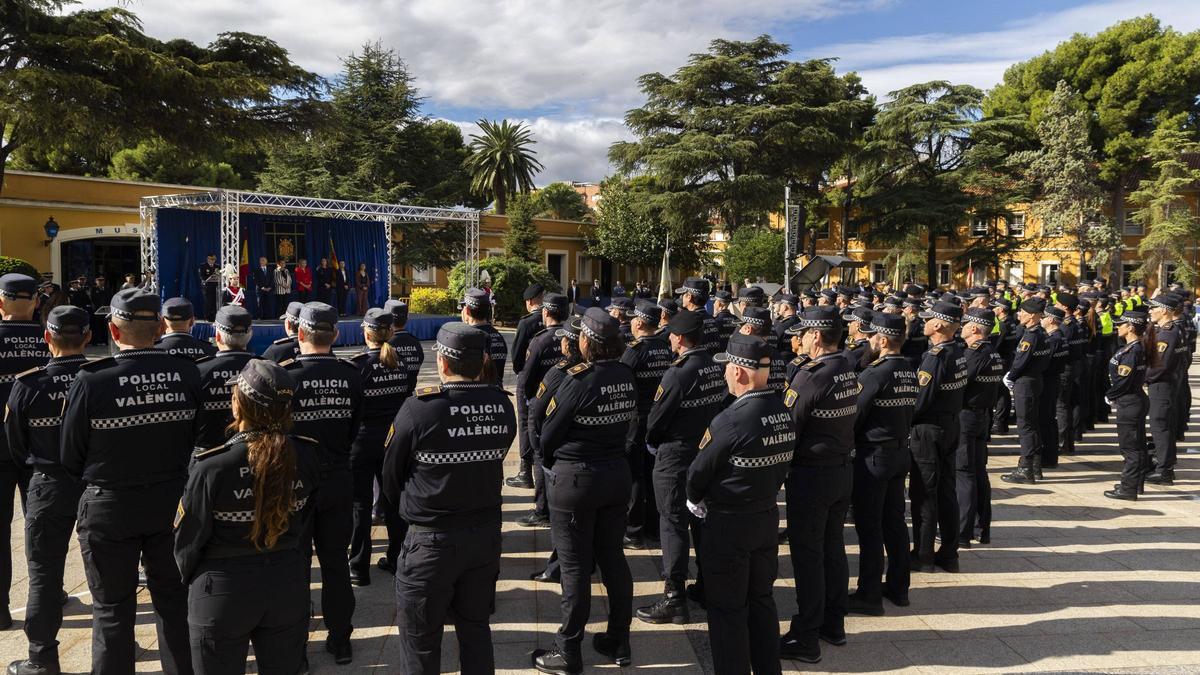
[447, 117, 632, 185]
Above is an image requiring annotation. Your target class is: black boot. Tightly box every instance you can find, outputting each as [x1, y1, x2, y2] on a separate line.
[847, 592, 884, 616]
[779, 634, 821, 663]
[1146, 471, 1174, 486]
[7, 661, 60, 675]
[1104, 487, 1138, 501]
[636, 586, 689, 624]
[978, 526, 990, 545]
[532, 649, 582, 675]
[505, 465, 534, 489]
[1001, 459, 1036, 484]
[593, 632, 631, 666]
[686, 582, 706, 609]
[325, 636, 352, 665]
[1032, 455, 1044, 480]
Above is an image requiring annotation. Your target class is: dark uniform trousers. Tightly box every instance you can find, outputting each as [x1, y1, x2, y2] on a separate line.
[1056, 364, 1076, 455]
[1039, 376, 1062, 467]
[625, 419, 659, 541]
[528, 412, 549, 518]
[956, 409, 991, 542]
[0, 462, 31, 611]
[992, 385, 1012, 434]
[1114, 392, 1149, 493]
[1148, 382, 1177, 475]
[1013, 377, 1043, 463]
[1074, 355, 1093, 438]
[395, 524, 501, 675]
[76, 480, 192, 675]
[23, 470, 83, 665]
[652, 442, 702, 588]
[187, 550, 308, 675]
[547, 459, 633, 659]
[701, 509, 783, 675]
[350, 456, 407, 577]
[303, 466, 355, 641]
[517, 394, 532, 472]
[785, 463, 851, 640]
[910, 416, 960, 564]
[851, 448, 910, 603]
[1175, 366, 1191, 440]
[1095, 338, 1116, 423]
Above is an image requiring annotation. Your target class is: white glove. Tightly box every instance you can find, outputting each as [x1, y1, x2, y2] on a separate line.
[1105, 397, 1113, 406]
[646, 444, 658, 457]
[686, 499, 708, 519]
[1002, 374, 1014, 391]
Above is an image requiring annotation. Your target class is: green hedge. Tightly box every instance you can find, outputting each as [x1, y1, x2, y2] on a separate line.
[0, 256, 39, 278]
[448, 256, 560, 323]
[408, 287, 457, 314]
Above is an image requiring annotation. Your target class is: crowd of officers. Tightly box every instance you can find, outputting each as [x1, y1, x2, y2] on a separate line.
[0, 267, 1193, 675]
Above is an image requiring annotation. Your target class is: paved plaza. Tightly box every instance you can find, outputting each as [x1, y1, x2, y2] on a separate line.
[2, 341, 1200, 673]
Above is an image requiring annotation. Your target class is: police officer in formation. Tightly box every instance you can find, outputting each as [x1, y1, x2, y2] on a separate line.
[508, 283, 545, 489]
[739, 307, 788, 395]
[262, 301, 303, 363]
[193, 306, 257, 449]
[155, 298, 217, 360]
[957, 308, 1005, 547]
[1105, 309, 1152, 500]
[1001, 299, 1051, 484]
[711, 290, 738, 351]
[459, 287, 508, 386]
[1147, 294, 1181, 484]
[515, 293, 571, 528]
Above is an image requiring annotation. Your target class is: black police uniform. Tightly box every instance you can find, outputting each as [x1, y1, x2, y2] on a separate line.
[713, 308, 738, 354]
[282, 351, 363, 648]
[0, 313, 48, 620]
[785, 353, 810, 384]
[476, 322, 509, 387]
[774, 314, 799, 361]
[1055, 313, 1085, 457]
[348, 346, 413, 582]
[194, 350, 258, 450]
[155, 331, 218, 360]
[957, 339, 1004, 544]
[845, 337, 871, 372]
[1005, 323, 1050, 479]
[382, 379, 516, 674]
[687, 387, 792, 675]
[619, 330, 673, 544]
[540, 356, 638, 668]
[901, 315, 928, 366]
[1107, 339, 1148, 496]
[199, 261, 218, 321]
[1173, 313, 1195, 440]
[1038, 325, 1068, 468]
[910, 338, 966, 568]
[520, 325, 570, 517]
[1071, 315, 1095, 441]
[1146, 322, 1179, 480]
[782, 350, 858, 649]
[512, 307, 544, 477]
[261, 335, 300, 363]
[388, 326, 425, 388]
[528, 349, 581, 582]
[619, 320, 634, 343]
[693, 307, 721, 353]
[5, 353, 86, 670]
[174, 433, 320, 675]
[851, 353, 915, 609]
[61, 345, 201, 674]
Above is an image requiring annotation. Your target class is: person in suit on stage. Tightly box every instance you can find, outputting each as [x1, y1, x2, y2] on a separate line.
[336, 261, 351, 315]
[274, 260, 292, 315]
[355, 263, 371, 316]
[88, 276, 113, 345]
[199, 253, 219, 321]
[316, 258, 333, 306]
[295, 258, 312, 302]
[252, 256, 274, 320]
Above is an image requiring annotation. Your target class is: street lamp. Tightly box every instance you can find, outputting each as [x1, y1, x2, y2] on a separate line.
[43, 216, 59, 246]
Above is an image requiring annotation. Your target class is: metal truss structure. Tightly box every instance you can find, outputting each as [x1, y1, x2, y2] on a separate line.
[139, 189, 481, 298]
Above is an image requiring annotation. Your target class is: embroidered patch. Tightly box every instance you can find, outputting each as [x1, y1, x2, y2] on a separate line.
[654, 385, 664, 402]
[1117, 365, 1132, 377]
[699, 428, 712, 449]
[545, 398, 557, 417]
[1018, 341, 1031, 353]
[536, 382, 546, 399]
[784, 388, 798, 408]
[173, 501, 185, 529]
[1158, 341, 1169, 353]
[385, 424, 395, 447]
[918, 371, 932, 387]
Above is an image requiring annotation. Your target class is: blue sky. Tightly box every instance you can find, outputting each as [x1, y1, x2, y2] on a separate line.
[81, 0, 1200, 184]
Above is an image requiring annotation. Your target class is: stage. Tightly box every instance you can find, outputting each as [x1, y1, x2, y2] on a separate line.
[190, 314, 456, 353]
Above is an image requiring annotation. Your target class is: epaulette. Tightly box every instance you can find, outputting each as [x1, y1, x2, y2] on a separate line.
[336, 357, 358, 369]
[627, 337, 642, 347]
[290, 434, 319, 445]
[415, 385, 442, 398]
[194, 442, 234, 460]
[554, 360, 571, 370]
[279, 358, 297, 368]
[79, 356, 116, 372]
[969, 341, 984, 350]
[567, 362, 592, 377]
[790, 356, 807, 366]
[271, 336, 294, 345]
[672, 353, 691, 366]
[194, 355, 216, 364]
[929, 344, 944, 355]
[15, 365, 46, 382]
[801, 359, 824, 371]
[868, 356, 885, 366]
[533, 327, 549, 337]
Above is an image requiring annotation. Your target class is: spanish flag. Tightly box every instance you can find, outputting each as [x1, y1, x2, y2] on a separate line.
[238, 239, 250, 287]
[329, 236, 339, 271]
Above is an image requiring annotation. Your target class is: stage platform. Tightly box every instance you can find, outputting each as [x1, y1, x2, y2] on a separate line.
[191, 314, 455, 354]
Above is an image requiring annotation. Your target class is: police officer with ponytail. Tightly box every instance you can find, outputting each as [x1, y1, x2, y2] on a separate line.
[1103, 309, 1151, 500]
[174, 359, 320, 675]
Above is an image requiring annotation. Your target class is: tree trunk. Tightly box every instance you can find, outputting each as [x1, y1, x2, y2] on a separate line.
[494, 176, 507, 215]
[0, 150, 8, 200]
[926, 233, 937, 289]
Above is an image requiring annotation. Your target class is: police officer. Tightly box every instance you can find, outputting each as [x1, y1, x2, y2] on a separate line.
[957, 308, 1005, 547]
[5, 306, 88, 674]
[1038, 306, 1069, 472]
[533, 308, 638, 674]
[1171, 294, 1194, 441]
[199, 253, 219, 321]
[658, 298, 680, 325]
[774, 294, 800, 359]
[607, 296, 635, 342]
[1146, 294, 1180, 484]
[686, 333, 793, 675]
[508, 284, 545, 489]
[348, 308, 412, 585]
[738, 307, 788, 395]
[193, 306, 257, 450]
[459, 288, 508, 386]
[676, 277, 720, 353]
[619, 300, 673, 549]
[1001, 299, 1051, 484]
[173, 360, 320, 675]
[711, 290, 738, 353]
[515, 294, 571, 528]
[282, 302, 363, 663]
[778, 305, 858, 663]
[155, 298, 218, 359]
[0, 273, 49, 629]
[382, 323, 516, 674]
[735, 286, 766, 315]
[1104, 309, 1151, 500]
[261, 301, 303, 363]
[60, 288, 200, 675]
[989, 300, 1018, 435]
[909, 300, 967, 573]
[637, 310, 725, 624]
[900, 297, 928, 366]
[842, 306, 874, 371]
[848, 313, 915, 617]
[1054, 293, 1084, 457]
[384, 299, 424, 391]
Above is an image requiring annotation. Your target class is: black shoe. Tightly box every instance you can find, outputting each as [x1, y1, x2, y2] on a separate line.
[1145, 472, 1174, 486]
[517, 511, 551, 528]
[959, 538, 972, 549]
[847, 592, 884, 616]
[779, 635, 821, 663]
[910, 558, 933, 573]
[349, 573, 370, 587]
[1113, 483, 1146, 495]
[532, 649, 582, 675]
[1001, 467, 1036, 484]
[882, 588, 910, 607]
[7, 661, 59, 675]
[1032, 458, 1044, 480]
[506, 473, 534, 489]
[978, 528, 990, 545]
[530, 569, 559, 583]
[377, 557, 396, 575]
[593, 632, 631, 666]
[636, 592, 689, 624]
[686, 583, 707, 609]
[622, 535, 644, 550]
[934, 558, 960, 573]
[819, 629, 847, 646]
[0, 608, 10, 630]
[325, 637, 352, 665]
[1104, 488, 1138, 501]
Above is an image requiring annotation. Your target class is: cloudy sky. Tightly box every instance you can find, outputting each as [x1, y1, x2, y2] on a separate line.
[80, 0, 1200, 184]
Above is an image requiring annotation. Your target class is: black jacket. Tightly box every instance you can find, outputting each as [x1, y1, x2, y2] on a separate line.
[541, 360, 638, 465]
[517, 327, 564, 401]
[1107, 340, 1147, 398]
[261, 336, 300, 364]
[619, 333, 673, 417]
[913, 340, 967, 423]
[854, 354, 916, 448]
[5, 355, 88, 469]
[155, 331, 218, 360]
[194, 351, 258, 450]
[283, 354, 363, 466]
[785, 351, 859, 465]
[647, 347, 725, 447]
[350, 348, 413, 464]
[0, 320, 50, 468]
[961, 340, 1005, 412]
[686, 389, 793, 513]
[511, 310, 544, 374]
[387, 330, 425, 391]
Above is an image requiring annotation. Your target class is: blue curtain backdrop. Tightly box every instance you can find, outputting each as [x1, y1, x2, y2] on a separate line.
[156, 210, 388, 318]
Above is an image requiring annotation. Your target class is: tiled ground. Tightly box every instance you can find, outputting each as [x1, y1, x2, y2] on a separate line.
[2, 339, 1199, 673]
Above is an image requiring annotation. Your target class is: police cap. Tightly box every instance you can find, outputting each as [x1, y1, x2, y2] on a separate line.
[523, 283, 545, 301]
[658, 298, 680, 317]
[714, 332, 772, 369]
[713, 290, 733, 302]
[963, 307, 995, 327]
[230, 359, 296, 407]
[864, 312, 905, 337]
[665, 308, 703, 336]
[0, 273, 38, 300]
[788, 305, 840, 334]
[1149, 294, 1180, 310]
[162, 297, 195, 321]
[215, 305, 253, 334]
[737, 286, 766, 304]
[1114, 309, 1148, 326]
[555, 321, 581, 341]
[606, 296, 634, 312]
[281, 301, 305, 322]
[46, 305, 89, 335]
[630, 300, 661, 325]
[571, 306, 620, 341]
[674, 277, 709, 298]
[542, 293, 569, 314]
[1044, 306, 1066, 321]
[459, 288, 490, 310]
[1056, 293, 1079, 310]
[361, 307, 394, 330]
[919, 300, 963, 324]
[298, 302, 338, 331]
[383, 299, 409, 323]
[1019, 298, 1046, 314]
[435, 322, 487, 360]
[777, 293, 799, 307]
[739, 306, 771, 328]
[842, 306, 873, 324]
[107, 288, 161, 321]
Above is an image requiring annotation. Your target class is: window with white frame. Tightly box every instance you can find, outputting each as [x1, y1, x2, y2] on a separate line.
[970, 217, 988, 237]
[871, 262, 886, 284]
[1043, 218, 1063, 237]
[1121, 262, 1139, 286]
[1007, 214, 1025, 237]
[411, 265, 435, 285]
[938, 262, 952, 286]
[1007, 262, 1024, 286]
[1083, 263, 1099, 281]
[1123, 210, 1143, 235]
[1039, 262, 1059, 286]
[845, 217, 860, 240]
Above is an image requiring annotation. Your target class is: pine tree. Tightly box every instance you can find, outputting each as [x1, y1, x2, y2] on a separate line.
[1131, 116, 1200, 287]
[503, 194, 542, 264]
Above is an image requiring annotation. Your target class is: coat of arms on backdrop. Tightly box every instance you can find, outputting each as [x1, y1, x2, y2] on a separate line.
[278, 238, 295, 262]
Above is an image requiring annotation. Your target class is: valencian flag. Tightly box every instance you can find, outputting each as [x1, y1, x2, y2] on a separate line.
[239, 239, 250, 286]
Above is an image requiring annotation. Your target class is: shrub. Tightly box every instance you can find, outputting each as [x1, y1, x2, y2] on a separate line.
[408, 287, 457, 315]
[0, 256, 39, 278]
[448, 256, 559, 322]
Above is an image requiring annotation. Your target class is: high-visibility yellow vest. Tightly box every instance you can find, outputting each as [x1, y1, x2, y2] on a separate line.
[1099, 311, 1114, 335]
[991, 316, 1001, 335]
[1113, 301, 1125, 316]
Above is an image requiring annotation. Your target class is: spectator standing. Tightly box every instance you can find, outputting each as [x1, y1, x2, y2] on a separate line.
[294, 258, 313, 302]
[355, 263, 371, 316]
[273, 260, 292, 315]
[315, 258, 333, 305]
[336, 262, 350, 315]
[252, 256, 273, 320]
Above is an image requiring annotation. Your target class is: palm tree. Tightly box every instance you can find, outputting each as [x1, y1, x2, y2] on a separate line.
[464, 119, 544, 214]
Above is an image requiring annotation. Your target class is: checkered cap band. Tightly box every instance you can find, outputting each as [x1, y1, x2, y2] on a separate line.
[1149, 298, 1175, 309]
[461, 295, 487, 309]
[414, 447, 508, 464]
[109, 307, 159, 321]
[922, 310, 960, 324]
[681, 285, 707, 296]
[632, 307, 658, 322]
[296, 315, 334, 331]
[741, 315, 768, 327]
[91, 409, 195, 430]
[963, 313, 991, 327]
[870, 323, 904, 337]
[578, 320, 603, 341]
[292, 409, 352, 422]
[718, 352, 769, 369]
[799, 317, 835, 329]
[215, 321, 247, 335]
[434, 341, 464, 359]
[730, 450, 794, 468]
[237, 376, 275, 407]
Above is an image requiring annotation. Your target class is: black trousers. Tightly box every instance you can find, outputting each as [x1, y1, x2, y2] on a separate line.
[851, 449, 909, 603]
[1074, 355, 1093, 438]
[625, 420, 659, 541]
[203, 284, 217, 321]
[652, 442, 700, 587]
[256, 291, 273, 320]
[302, 466, 355, 641]
[0, 462, 30, 609]
[23, 471, 82, 665]
[701, 509, 782, 675]
[1039, 375, 1061, 467]
[956, 409, 991, 542]
[1056, 365, 1076, 454]
[350, 454, 406, 577]
[187, 551, 308, 675]
[785, 463, 851, 640]
[1114, 393, 1149, 492]
[910, 418, 959, 564]
[517, 395, 532, 473]
[1013, 376, 1042, 461]
[76, 480, 192, 675]
[547, 459, 633, 659]
[992, 384, 1011, 433]
[531, 425, 549, 518]
[1176, 366, 1191, 439]
[395, 524, 501, 675]
[1148, 381, 1177, 474]
[1096, 338, 1116, 422]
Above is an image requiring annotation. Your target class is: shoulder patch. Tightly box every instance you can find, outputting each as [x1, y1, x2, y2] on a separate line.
[918, 371, 932, 387]
[699, 428, 712, 449]
[929, 344, 944, 355]
[868, 356, 885, 366]
[567, 362, 592, 376]
[290, 434, 319, 445]
[194, 442, 234, 460]
[672, 353, 690, 366]
[784, 388, 798, 408]
[416, 385, 442, 398]
[627, 338, 642, 347]
[1018, 340, 1031, 353]
[279, 358, 297, 368]
[969, 341, 984, 350]
[272, 336, 293, 345]
[545, 397, 558, 417]
[1117, 364, 1132, 377]
[654, 385, 665, 401]
[174, 500, 185, 529]
[791, 356, 807, 366]
[554, 360, 570, 370]
[14, 365, 45, 381]
[801, 359, 824, 371]
[79, 356, 115, 372]
[1157, 341, 1169, 353]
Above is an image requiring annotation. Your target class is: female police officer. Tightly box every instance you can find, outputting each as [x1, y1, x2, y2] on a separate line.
[174, 359, 320, 675]
[533, 308, 638, 674]
[1104, 309, 1154, 500]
